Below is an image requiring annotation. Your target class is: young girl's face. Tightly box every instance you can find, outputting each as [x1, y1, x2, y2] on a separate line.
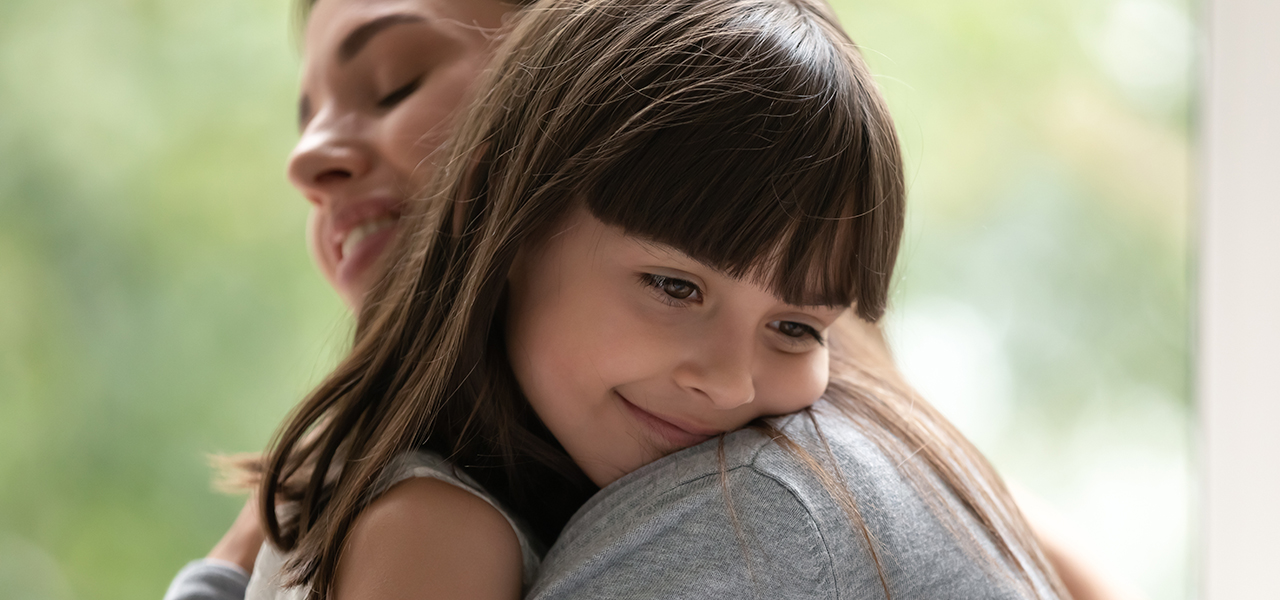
[506, 209, 848, 487]
[288, 0, 512, 308]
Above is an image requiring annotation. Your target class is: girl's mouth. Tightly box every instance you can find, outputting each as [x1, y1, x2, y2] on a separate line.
[616, 392, 717, 449]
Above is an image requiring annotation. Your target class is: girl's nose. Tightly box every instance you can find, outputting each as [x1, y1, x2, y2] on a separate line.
[287, 123, 373, 204]
[674, 330, 757, 410]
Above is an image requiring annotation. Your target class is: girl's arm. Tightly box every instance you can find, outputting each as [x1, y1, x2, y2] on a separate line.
[332, 477, 524, 600]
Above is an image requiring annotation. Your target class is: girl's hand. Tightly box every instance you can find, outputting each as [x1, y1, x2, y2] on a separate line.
[207, 496, 266, 574]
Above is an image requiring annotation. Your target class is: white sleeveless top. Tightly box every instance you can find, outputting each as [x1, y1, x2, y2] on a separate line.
[244, 450, 543, 600]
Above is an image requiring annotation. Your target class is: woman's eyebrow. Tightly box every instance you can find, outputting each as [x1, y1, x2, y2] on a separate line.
[338, 13, 425, 63]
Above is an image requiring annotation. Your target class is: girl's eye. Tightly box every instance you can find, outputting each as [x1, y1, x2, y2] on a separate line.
[639, 274, 702, 304]
[377, 75, 423, 109]
[772, 321, 825, 346]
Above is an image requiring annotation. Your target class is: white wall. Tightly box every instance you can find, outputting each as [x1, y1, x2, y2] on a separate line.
[1200, 0, 1280, 597]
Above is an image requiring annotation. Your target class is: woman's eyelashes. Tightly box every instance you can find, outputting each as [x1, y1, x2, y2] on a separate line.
[377, 75, 424, 109]
[638, 273, 702, 305]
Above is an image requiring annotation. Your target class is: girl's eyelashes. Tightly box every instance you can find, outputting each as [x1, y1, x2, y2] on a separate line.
[377, 75, 424, 109]
[638, 273, 703, 305]
[638, 272, 826, 345]
[771, 320, 826, 346]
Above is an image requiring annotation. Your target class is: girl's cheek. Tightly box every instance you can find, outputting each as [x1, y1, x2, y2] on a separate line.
[808, 350, 831, 401]
[772, 350, 830, 414]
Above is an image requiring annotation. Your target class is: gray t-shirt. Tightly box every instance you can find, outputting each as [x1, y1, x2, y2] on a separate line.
[529, 405, 1055, 600]
[165, 406, 1054, 600]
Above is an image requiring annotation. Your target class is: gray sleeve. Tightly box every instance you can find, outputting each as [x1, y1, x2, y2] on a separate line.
[529, 467, 842, 600]
[163, 559, 249, 600]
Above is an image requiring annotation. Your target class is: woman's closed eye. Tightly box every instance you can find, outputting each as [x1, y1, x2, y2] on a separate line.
[377, 75, 424, 109]
[638, 273, 703, 305]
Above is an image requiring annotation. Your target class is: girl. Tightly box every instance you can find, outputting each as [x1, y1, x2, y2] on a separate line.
[167, 0, 1131, 593]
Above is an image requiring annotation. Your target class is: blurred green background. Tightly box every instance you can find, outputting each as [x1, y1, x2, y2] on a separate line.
[0, 0, 1192, 598]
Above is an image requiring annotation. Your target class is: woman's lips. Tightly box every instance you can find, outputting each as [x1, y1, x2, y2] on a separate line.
[617, 392, 718, 449]
[334, 216, 399, 291]
[341, 216, 398, 260]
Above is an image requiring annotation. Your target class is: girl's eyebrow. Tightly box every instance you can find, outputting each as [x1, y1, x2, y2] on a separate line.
[338, 13, 425, 63]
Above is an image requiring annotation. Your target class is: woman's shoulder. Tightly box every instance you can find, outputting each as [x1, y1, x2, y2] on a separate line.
[531, 410, 846, 599]
[746, 405, 1051, 599]
[532, 422, 840, 600]
[535, 405, 1043, 600]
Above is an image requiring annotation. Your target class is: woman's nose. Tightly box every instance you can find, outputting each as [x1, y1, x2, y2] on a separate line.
[674, 330, 757, 410]
[287, 121, 373, 204]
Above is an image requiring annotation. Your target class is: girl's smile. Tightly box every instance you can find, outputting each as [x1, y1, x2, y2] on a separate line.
[617, 391, 719, 448]
[505, 208, 847, 487]
[288, 0, 511, 308]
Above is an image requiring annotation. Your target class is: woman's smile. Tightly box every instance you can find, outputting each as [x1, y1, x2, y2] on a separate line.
[321, 196, 404, 291]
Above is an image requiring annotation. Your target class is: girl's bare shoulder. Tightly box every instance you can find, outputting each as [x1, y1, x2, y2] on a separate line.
[334, 477, 523, 600]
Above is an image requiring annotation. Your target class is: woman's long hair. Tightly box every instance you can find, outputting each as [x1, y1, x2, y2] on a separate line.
[256, 1, 1068, 598]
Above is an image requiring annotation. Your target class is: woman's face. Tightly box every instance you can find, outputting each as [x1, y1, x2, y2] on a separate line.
[289, 0, 513, 309]
[506, 209, 847, 487]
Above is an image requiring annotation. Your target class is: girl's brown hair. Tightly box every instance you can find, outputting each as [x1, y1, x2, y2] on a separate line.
[260, 0, 1068, 598]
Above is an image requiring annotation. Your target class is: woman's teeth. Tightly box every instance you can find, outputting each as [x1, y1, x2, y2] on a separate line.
[341, 217, 397, 259]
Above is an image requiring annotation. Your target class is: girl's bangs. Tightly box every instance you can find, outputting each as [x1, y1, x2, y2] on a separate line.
[480, 0, 902, 319]
[586, 158, 866, 309]
[581, 74, 874, 309]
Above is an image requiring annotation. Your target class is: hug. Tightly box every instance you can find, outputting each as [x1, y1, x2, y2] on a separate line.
[167, 0, 1111, 598]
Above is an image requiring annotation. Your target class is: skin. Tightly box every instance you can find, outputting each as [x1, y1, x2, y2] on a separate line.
[204, 0, 1140, 598]
[288, 0, 511, 308]
[333, 478, 523, 600]
[334, 210, 848, 598]
[506, 209, 846, 487]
